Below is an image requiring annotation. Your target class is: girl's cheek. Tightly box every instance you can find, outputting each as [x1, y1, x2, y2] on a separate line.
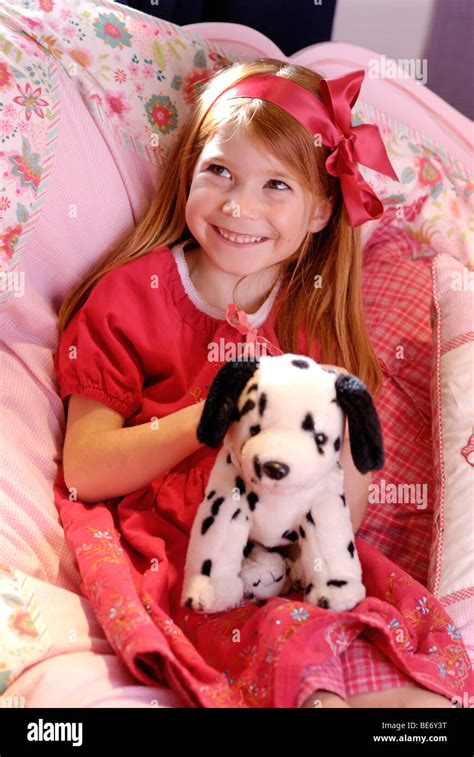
[191, 184, 222, 205]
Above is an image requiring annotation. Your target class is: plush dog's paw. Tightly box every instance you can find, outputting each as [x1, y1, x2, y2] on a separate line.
[305, 580, 366, 612]
[239, 546, 289, 601]
[181, 574, 244, 614]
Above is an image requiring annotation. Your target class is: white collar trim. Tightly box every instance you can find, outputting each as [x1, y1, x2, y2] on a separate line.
[170, 241, 281, 328]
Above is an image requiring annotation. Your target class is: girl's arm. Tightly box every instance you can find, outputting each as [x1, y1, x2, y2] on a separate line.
[340, 418, 370, 533]
[63, 396, 205, 504]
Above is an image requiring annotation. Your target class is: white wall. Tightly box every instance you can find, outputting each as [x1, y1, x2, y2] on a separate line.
[331, 0, 436, 59]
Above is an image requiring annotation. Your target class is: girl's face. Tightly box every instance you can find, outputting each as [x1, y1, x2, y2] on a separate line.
[185, 128, 329, 278]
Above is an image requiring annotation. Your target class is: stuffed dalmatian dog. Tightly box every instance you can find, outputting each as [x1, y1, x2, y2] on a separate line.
[181, 354, 384, 614]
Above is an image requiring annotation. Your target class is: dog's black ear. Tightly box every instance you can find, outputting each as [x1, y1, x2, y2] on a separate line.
[197, 359, 260, 448]
[334, 374, 385, 474]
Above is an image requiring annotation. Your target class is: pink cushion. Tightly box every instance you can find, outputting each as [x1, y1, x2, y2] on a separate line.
[2, 568, 187, 706]
[429, 253, 474, 664]
[1, 0, 473, 700]
[0, 2, 231, 592]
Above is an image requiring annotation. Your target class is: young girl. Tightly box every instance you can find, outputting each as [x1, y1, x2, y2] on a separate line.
[53, 58, 471, 709]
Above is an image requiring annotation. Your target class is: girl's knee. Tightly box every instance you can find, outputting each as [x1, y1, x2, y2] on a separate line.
[300, 689, 351, 708]
[399, 686, 454, 708]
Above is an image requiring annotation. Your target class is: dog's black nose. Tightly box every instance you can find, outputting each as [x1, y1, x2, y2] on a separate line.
[262, 461, 289, 480]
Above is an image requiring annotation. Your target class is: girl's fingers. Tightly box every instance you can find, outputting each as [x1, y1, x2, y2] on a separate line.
[319, 364, 349, 375]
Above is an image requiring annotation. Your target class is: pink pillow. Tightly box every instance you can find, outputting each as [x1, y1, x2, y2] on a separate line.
[429, 252, 474, 665]
[0, 2, 234, 591]
[0, 0, 472, 636]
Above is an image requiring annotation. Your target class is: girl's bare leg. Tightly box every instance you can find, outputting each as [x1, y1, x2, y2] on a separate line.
[348, 685, 454, 708]
[299, 689, 352, 708]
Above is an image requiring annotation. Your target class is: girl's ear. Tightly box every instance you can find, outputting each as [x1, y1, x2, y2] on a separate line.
[197, 359, 260, 448]
[309, 196, 333, 233]
[334, 373, 385, 474]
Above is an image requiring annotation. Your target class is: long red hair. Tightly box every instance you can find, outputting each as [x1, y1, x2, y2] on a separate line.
[57, 57, 382, 398]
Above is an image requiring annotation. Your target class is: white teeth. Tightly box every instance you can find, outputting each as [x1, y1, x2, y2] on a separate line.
[216, 226, 264, 244]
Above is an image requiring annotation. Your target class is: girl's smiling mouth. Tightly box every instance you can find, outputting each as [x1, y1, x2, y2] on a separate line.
[211, 224, 269, 246]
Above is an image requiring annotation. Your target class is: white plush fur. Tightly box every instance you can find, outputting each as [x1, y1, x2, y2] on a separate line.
[181, 354, 366, 614]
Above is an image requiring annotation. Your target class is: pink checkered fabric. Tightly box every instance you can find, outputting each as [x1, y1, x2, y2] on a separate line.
[295, 223, 445, 706]
[296, 633, 416, 707]
[359, 223, 436, 586]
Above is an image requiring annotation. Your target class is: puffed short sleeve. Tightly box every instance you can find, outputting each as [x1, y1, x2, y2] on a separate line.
[54, 270, 144, 419]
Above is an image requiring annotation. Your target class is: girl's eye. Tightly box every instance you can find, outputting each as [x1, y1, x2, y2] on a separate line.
[267, 179, 290, 191]
[207, 163, 231, 178]
[207, 164, 290, 191]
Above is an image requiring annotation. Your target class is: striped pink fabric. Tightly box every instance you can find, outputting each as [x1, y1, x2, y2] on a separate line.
[429, 253, 474, 667]
[295, 222, 449, 705]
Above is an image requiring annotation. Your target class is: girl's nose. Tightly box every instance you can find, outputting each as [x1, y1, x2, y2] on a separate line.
[222, 196, 260, 220]
[222, 199, 241, 218]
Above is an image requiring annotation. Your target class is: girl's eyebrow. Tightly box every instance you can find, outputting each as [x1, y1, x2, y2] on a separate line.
[203, 153, 295, 181]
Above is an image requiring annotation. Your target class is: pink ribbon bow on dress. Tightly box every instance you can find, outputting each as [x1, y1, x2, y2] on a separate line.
[226, 303, 284, 359]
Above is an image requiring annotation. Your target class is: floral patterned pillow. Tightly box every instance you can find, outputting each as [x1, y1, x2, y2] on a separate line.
[0, 0, 236, 307]
[0, 563, 53, 696]
[356, 106, 474, 269]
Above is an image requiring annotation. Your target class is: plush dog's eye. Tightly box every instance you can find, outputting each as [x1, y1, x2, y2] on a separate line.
[249, 424, 261, 436]
[315, 432, 327, 445]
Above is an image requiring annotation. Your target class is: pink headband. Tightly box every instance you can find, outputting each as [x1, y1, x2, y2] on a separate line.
[204, 70, 398, 227]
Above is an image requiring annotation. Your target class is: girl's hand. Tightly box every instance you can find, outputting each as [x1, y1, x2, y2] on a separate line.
[319, 365, 350, 439]
[194, 399, 206, 435]
[195, 398, 205, 416]
[195, 400, 206, 426]
[319, 364, 349, 375]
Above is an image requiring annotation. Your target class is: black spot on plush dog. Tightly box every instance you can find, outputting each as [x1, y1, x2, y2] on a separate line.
[181, 354, 384, 614]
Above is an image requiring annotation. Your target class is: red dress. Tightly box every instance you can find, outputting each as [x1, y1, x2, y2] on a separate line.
[53, 242, 473, 708]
